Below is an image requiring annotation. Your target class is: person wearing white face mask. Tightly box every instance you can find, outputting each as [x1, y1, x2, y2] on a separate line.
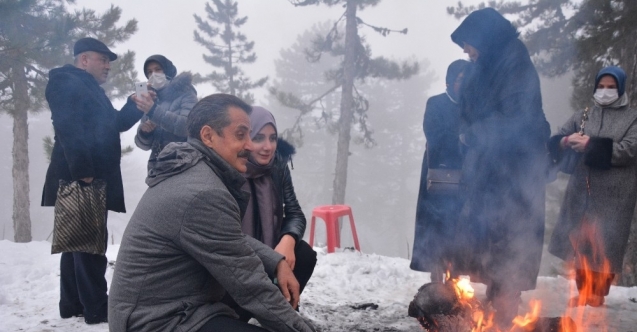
[134, 54, 198, 166]
[548, 66, 637, 307]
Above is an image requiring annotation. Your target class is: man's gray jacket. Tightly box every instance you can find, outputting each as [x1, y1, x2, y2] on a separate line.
[108, 139, 312, 332]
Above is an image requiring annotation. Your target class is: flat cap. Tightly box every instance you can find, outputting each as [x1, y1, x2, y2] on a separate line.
[73, 37, 117, 61]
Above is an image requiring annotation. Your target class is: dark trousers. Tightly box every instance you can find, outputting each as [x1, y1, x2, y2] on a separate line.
[292, 240, 318, 294]
[59, 215, 108, 322]
[223, 240, 317, 321]
[198, 315, 268, 332]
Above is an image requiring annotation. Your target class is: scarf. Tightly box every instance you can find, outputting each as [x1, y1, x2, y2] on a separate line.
[241, 157, 282, 248]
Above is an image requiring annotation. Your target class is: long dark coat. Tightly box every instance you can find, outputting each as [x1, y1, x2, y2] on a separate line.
[42, 64, 143, 213]
[410, 92, 464, 272]
[452, 17, 550, 291]
[134, 72, 197, 161]
[548, 105, 637, 273]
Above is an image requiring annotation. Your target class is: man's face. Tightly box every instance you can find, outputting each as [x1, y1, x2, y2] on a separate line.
[205, 106, 253, 172]
[80, 51, 110, 84]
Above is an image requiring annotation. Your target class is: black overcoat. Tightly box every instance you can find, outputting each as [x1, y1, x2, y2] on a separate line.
[42, 65, 143, 213]
[410, 92, 464, 272]
[454, 39, 550, 291]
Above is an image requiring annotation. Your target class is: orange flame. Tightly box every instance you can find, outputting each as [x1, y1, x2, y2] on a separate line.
[511, 300, 541, 331]
[563, 217, 611, 332]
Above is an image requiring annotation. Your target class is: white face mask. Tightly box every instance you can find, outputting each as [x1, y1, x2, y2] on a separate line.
[594, 88, 619, 106]
[148, 72, 168, 90]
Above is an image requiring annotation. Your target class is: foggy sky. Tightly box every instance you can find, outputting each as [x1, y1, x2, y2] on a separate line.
[0, 0, 573, 259]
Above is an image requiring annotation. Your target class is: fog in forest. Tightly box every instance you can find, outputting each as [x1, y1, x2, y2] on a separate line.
[0, 0, 575, 260]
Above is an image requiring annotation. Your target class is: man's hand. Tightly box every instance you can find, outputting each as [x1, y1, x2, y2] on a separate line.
[275, 235, 297, 270]
[275, 259, 300, 310]
[132, 93, 154, 114]
[140, 120, 157, 133]
[567, 133, 590, 153]
[80, 177, 93, 184]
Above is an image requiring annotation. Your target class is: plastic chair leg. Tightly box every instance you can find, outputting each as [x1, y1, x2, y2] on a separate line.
[309, 216, 316, 247]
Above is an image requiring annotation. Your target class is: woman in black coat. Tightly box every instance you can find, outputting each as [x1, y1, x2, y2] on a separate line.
[450, 8, 550, 327]
[410, 60, 468, 281]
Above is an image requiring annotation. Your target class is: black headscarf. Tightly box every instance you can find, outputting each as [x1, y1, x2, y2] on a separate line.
[450, 8, 519, 66]
[445, 59, 470, 102]
[143, 54, 177, 79]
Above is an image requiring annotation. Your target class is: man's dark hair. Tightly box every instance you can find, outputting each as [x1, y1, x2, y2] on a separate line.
[187, 94, 252, 139]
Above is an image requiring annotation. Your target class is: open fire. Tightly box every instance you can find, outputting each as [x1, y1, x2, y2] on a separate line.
[408, 276, 578, 332]
[409, 217, 614, 332]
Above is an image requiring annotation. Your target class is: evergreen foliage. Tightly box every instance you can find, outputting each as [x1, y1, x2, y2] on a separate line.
[448, 0, 637, 109]
[193, 0, 267, 104]
[0, 0, 138, 242]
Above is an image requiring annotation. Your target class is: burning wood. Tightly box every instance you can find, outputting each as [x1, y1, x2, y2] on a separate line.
[408, 278, 578, 332]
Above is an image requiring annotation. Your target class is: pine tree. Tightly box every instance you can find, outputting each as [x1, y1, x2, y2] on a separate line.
[269, 22, 434, 254]
[277, 0, 418, 205]
[0, 0, 137, 242]
[193, 0, 267, 104]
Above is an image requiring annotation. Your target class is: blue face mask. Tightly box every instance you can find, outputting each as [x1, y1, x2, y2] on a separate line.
[594, 88, 619, 106]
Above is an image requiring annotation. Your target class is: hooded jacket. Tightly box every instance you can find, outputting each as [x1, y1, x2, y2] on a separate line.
[42, 64, 143, 212]
[108, 139, 313, 332]
[134, 71, 198, 161]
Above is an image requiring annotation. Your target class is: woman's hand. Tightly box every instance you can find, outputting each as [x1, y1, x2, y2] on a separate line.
[275, 235, 297, 270]
[132, 93, 155, 114]
[140, 120, 157, 133]
[567, 133, 590, 153]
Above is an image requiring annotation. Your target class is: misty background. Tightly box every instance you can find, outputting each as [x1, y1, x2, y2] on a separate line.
[0, 0, 573, 262]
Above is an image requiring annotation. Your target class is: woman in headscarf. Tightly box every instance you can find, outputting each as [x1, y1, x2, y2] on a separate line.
[548, 66, 637, 307]
[134, 54, 198, 165]
[450, 8, 550, 327]
[225, 106, 317, 321]
[410, 59, 469, 282]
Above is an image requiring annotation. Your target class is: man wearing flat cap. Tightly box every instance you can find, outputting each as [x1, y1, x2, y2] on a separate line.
[42, 37, 151, 325]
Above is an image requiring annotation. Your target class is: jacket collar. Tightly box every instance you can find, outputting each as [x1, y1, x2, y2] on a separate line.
[189, 138, 250, 218]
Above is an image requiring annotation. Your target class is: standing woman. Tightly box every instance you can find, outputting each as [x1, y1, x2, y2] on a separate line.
[242, 106, 317, 296]
[410, 59, 469, 281]
[450, 8, 550, 327]
[548, 66, 637, 307]
[134, 55, 197, 165]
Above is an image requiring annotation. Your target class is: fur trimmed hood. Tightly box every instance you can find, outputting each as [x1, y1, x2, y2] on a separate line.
[156, 72, 196, 102]
[276, 138, 296, 162]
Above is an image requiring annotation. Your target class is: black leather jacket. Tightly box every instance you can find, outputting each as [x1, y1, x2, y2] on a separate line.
[272, 139, 306, 243]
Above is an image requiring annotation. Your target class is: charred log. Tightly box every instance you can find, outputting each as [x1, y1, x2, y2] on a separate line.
[409, 282, 578, 332]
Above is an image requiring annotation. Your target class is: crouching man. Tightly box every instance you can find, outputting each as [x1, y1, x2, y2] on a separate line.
[108, 94, 314, 332]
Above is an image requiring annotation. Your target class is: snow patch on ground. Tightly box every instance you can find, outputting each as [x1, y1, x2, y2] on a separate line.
[1, 240, 636, 331]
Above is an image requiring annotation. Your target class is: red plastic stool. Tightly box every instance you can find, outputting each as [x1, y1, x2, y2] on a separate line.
[309, 205, 361, 253]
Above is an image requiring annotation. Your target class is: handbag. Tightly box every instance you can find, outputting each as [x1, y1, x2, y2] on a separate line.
[425, 145, 462, 195]
[51, 179, 107, 255]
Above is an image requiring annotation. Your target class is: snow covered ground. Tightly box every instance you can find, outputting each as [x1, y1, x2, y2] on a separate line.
[1, 240, 636, 331]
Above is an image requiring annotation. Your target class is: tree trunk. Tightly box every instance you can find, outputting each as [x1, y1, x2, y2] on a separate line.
[12, 65, 32, 243]
[620, 208, 637, 286]
[331, 0, 357, 205]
